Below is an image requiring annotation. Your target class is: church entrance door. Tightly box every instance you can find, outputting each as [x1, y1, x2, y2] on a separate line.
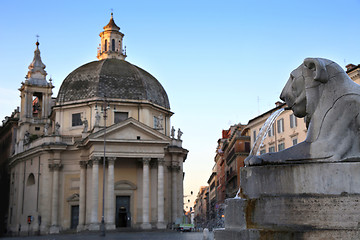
[70, 205, 79, 229]
[116, 196, 131, 228]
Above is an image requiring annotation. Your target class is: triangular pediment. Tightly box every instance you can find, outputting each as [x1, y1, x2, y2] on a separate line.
[88, 117, 170, 142]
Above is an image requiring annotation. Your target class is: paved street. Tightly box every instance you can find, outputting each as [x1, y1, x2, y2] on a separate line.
[1, 231, 214, 240]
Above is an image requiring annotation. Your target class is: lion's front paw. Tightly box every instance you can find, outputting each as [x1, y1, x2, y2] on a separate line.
[244, 155, 263, 166]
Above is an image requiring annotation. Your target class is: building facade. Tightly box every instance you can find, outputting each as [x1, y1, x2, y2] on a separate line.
[6, 15, 188, 235]
[207, 168, 216, 228]
[194, 124, 250, 230]
[221, 124, 250, 199]
[346, 63, 360, 85]
[193, 186, 208, 229]
[214, 131, 228, 206]
[0, 109, 19, 236]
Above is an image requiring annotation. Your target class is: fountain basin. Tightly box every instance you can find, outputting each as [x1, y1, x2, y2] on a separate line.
[215, 160, 360, 239]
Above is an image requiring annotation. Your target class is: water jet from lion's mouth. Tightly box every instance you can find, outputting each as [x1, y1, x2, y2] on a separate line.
[247, 108, 285, 157]
[236, 109, 284, 199]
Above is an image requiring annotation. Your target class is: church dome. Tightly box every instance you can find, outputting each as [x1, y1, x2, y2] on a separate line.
[56, 58, 170, 109]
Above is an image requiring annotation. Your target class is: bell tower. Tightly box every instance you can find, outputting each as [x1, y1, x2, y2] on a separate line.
[18, 41, 53, 149]
[97, 13, 127, 60]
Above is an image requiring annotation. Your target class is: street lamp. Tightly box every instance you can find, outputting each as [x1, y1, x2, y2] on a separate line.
[95, 96, 110, 237]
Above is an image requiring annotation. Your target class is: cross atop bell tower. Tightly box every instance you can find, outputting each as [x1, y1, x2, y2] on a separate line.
[97, 13, 127, 60]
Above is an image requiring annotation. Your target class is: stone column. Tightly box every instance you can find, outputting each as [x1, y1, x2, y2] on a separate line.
[106, 157, 116, 230]
[141, 158, 152, 229]
[171, 162, 179, 223]
[156, 158, 166, 229]
[28, 92, 33, 118]
[178, 161, 184, 218]
[77, 161, 87, 231]
[42, 94, 49, 118]
[24, 92, 28, 118]
[49, 163, 62, 234]
[89, 157, 100, 230]
[41, 94, 45, 118]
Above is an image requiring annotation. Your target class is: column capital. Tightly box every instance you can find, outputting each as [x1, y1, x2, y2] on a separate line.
[157, 158, 165, 165]
[87, 160, 93, 167]
[167, 165, 180, 172]
[80, 161, 87, 169]
[107, 157, 116, 164]
[90, 156, 101, 165]
[142, 158, 151, 165]
[49, 163, 62, 171]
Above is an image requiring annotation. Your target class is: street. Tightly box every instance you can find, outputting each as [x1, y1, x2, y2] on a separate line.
[1, 231, 214, 240]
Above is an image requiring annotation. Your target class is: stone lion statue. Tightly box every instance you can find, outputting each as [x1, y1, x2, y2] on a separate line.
[245, 58, 360, 166]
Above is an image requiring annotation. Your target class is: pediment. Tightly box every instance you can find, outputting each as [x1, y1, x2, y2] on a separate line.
[88, 118, 170, 142]
[67, 193, 79, 202]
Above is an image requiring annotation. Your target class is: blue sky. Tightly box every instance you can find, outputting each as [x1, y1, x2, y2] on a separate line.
[1, 0, 360, 208]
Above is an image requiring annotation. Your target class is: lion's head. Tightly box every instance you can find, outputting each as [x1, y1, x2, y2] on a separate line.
[280, 58, 346, 126]
[280, 64, 307, 118]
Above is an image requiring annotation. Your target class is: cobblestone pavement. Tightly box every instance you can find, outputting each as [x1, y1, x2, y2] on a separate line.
[1, 231, 214, 240]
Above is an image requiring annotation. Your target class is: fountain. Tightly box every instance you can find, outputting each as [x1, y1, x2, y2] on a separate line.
[215, 58, 360, 239]
[234, 108, 284, 199]
[248, 108, 284, 156]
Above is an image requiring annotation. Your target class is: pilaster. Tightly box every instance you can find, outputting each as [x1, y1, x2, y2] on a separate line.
[169, 162, 180, 223]
[77, 161, 87, 232]
[49, 163, 62, 234]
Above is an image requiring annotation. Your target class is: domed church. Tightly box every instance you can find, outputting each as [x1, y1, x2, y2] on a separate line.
[7, 14, 188, 235]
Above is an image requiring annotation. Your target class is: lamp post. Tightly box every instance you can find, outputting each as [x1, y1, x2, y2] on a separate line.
[96, 97, 110, 237]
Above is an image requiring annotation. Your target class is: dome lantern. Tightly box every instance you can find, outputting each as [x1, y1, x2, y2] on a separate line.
[97, 13, 126, 60]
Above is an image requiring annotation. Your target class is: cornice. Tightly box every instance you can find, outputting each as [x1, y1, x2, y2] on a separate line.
[9, 142, 67, 167]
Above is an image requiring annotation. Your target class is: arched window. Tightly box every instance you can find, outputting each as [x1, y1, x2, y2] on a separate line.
[105, 39, 108, 51]
[112, 39, 115, 51]
[27, 173, 35, 186]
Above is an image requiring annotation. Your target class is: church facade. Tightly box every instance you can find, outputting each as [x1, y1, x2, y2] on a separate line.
[7, 14, 188, 235]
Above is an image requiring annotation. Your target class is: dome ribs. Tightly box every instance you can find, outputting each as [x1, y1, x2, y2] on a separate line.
[56, 59, 170, 109]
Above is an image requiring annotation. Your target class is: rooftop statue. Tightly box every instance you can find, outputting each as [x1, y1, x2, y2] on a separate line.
[82, 118, 88, 133]
[245, 58, 360, 166]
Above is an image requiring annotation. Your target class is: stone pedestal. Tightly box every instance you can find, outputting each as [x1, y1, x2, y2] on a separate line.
[49, 225, 60, 234]
[215, 161, 360, 240]
[88, 223, 100, 231]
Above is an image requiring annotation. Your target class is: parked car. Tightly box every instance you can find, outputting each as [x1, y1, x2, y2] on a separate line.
[178, 223, 194, 232]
